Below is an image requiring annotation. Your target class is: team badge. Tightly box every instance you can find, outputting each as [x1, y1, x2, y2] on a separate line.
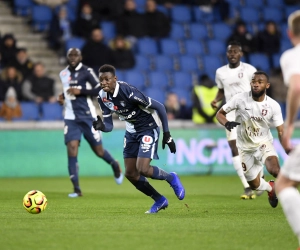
[120, 101, 126, 107]
[238, 72, 243, 78]
[142, 135, 153, 144]
[261, 109, 268, 116]
[259, 144, 266, 151]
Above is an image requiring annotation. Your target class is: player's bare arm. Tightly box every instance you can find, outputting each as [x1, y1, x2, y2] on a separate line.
[211, 88, 224, 109]
[216, 108, 240, 132]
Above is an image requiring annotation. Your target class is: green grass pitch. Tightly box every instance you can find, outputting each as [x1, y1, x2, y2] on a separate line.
[0, 175, 297, 250]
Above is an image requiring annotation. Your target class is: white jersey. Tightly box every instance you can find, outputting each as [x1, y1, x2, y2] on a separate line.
[280, 43, 300, 86]
[215, 62, 257, 102]
[222, 91, 284, 151]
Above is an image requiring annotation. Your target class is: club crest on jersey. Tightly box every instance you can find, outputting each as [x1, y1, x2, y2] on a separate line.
[238, 72, 243, 78]
[262, 109, 268, 116]
[120, 101, 126, 107]
[259, 144, 266, 151]
[142, 135, 153, 144]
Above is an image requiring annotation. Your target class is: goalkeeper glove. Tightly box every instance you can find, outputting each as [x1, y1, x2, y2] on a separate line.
[162, 131, 176, 154]
[224, 121, 240, 132]
[93, 116, 105, 131]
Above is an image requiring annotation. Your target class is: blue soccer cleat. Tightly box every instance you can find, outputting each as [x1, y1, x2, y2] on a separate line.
[169, 172, 185, 200]
[145, 196, 168, 214]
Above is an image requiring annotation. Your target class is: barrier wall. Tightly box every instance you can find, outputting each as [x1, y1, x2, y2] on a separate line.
[1, 128, 299, 177]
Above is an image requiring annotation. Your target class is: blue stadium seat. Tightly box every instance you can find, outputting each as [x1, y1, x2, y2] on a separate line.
[202, 55, 223, 80]
[248, 53, 270, 73]
[178, 55, 199, 72]
[144, 87, 166, 104]
[243, 0, 262, 8]
[272, 53, 281, 69]
[152, 55, 175, 71]
[211, 23, 232, 41]
[31, 5, 53, 31]
[13, 102, 39, 121]
[137, 38, 158, 55]
[54, 5, 76, 22]
[169, 23, 186, 39]
[133, 55, 151, 71]
[226, 0, 241, 7]
[148, 71, 170, 90]
[40, 103, 63, 121]
[184, 40, 205, 56]
[101, 21, 116, 41]
[160, 39, 181, 55]
[280, 23, 289, 41]
[157, 4, 169, 16]
[123, 70, 146, 90]
[168, 87, 192, 107]
[65, 37, 86, 51]
[193, 6, 214, 23]
[135, 0, 146, 8]
[240, 7, 260, 23]
[262, 7, 283, 23]
[172, 71, 193, 90]
[285, 6, 299, 19]
[189, 23, 209, 40]
[280, 40, 293, 53]
[14, 0, 33, 16]
[170, 5, 192, 23]
[116, 71, 125, 81]
[266, 0, 284, 7]
[207, 39, 226, 56]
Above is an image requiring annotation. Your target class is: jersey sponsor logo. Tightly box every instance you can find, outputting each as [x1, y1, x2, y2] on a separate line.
[120, 111, 136, 120]
[250, 116, 262, 121]
[134, 96, 149, 106]
[261, 109, 268, 116]
[245, 127, 263, 137]
[142, 135, 153, 144]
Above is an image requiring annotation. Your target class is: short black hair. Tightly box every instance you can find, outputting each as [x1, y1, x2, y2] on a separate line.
[253, 70, 269, 81]
[99, 64, 116, 76]
[228, 40, 242, 49]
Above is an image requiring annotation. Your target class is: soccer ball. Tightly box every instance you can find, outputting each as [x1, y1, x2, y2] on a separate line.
[23, 190, 47, 214]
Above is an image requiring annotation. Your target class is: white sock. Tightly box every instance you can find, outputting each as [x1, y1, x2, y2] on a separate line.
[232, 155, 249, 188]
[278, 187, 300, 240]
[256, 178, 272, 192]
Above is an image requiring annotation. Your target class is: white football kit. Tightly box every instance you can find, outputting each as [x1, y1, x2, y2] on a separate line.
[215, 62, 257, 141]
[280, 43, 300, 181]
[222, 91, 284, 181]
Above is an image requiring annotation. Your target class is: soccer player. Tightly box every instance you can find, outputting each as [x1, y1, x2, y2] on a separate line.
[216, 71, 285, 208]
[211, 41, 257, 199]
[58, 48, 124, 198]
[92, 64, 185, 213]
[276, 10, 300, 250]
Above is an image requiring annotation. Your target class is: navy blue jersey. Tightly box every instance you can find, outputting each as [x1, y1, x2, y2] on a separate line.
[59, 63, 100, 120]
[98, 81, 169, 133]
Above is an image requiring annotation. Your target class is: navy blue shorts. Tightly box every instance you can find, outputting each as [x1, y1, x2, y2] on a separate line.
[64, 119, 102, 146]
[123, 127, 160, 159]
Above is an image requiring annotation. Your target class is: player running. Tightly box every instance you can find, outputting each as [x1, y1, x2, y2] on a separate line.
[93, 64, 185, 213]
[216, 71, 286, 208]
[58, 48, 123, 198]
[211, 41, 258, 199]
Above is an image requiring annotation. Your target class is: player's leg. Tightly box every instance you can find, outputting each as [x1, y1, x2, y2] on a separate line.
[276, 146, 300, 247]
[83, 119, 123, 184]
[125, 157, 168, 213]
[64, 120, 83, 197]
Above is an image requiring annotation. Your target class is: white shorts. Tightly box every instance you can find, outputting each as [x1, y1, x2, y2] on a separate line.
[240, 141, 278, 181]
[225, 111, 237, 141]
[280, 144, 300, 182]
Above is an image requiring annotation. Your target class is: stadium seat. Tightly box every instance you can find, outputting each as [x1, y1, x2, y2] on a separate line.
[152, 55, 175, 71]
[266, 0, 284, 7]
[67, 0, 80, 11]
[147, 71, 170, 90]
[123, 70, 146, 90]
[280, 40, 293, 53]
[137, 38, 158, 55]
[248, 53, 270, 73]
[193, 6, 214, 23]
[285, 6, 299, 19]
[184, 40, 205, 56]
[225, 0, 241, 8]
[144, 87, 166, 104]
[31, 5, 53, 31]
[280, 23, 289, 41]
[243, 0, 262, 8]
[239, 7, 260, 23]
[116, 71, 125, 81]
[157, 4, 169, 16]
[135, 0, 146, 8]
[160, 39, 181, 55]
[188, 23, 209, 40]
[262, 7, 283, 23]
[211, 23, 232, 41]
[14, 0, 33, 16]
[65, 37, 86, 51]
[13, 102, 39, 121]
[202, 55, 223, 80]
[168, 87, 193, 107]
[170, 5, 192, 23]
[207, 39, 226, 56]
[101, 21, 116, 41]
[40, 103, 63, 121]
[272, 53, 281, 69]
[172, 71, 193, 90]
[178, 55, 199, 72]
[169, 23, 186, 39]
[133, 55, 151, 71]
[54, 5, 76, 22]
